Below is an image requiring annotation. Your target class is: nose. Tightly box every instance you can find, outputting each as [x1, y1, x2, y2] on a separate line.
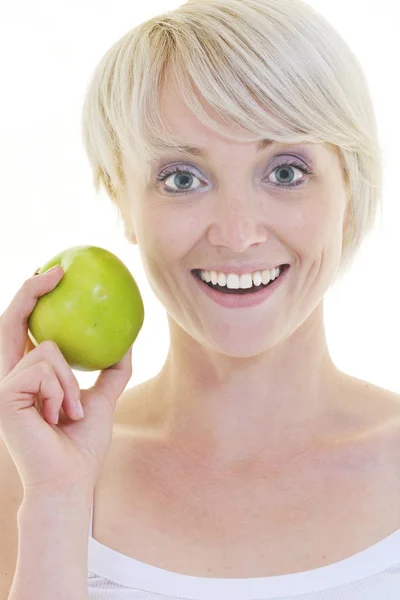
[207, 192, 269, 252]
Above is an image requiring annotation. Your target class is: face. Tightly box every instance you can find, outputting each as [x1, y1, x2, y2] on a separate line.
[121, 76, 349, 357]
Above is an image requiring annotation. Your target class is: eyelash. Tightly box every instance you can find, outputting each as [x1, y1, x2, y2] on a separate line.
[156, 159, 313, 196]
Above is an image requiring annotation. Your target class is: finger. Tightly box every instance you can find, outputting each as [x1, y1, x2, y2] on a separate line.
[8, 340, 83, 423]
[0, 266, 64, 378]
[1, 360, 64, 425]
[0, 361, 65, 476]
[25, 270, 43, 357]
[90, 345, 133, 409]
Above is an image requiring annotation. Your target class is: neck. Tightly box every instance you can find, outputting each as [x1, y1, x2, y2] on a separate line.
[149, 301, 346, 467]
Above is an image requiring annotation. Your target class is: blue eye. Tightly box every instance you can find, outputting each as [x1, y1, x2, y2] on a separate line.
[156, 159, 313, 196]
[157, 168, 200, 195]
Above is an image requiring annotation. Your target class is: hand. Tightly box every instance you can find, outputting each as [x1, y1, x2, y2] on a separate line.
[0, 266, 133, 496]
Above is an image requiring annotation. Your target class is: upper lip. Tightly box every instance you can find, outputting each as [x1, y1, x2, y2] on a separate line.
[193, 263, 289, 275]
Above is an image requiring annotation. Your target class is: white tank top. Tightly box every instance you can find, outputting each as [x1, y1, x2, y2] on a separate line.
[87, 500, 400, 599]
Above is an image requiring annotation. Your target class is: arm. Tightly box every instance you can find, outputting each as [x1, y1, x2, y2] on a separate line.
[8, 486, 92, 600]
[0, 267, 133, 599]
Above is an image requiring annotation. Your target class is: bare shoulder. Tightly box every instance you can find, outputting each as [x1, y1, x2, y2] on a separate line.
[0, 432, 24, 596]
[113, 377, 165, 431]
[113, 374, 400, 477]
[352, 374, 400, 417]
[344, 374, 400, 455]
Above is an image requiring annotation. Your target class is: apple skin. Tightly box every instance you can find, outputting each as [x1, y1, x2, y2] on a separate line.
[28, 245, 145, 371]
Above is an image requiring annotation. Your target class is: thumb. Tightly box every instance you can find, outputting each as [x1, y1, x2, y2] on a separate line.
[23, 268, 43, 357]
[89, 345, 133, 410]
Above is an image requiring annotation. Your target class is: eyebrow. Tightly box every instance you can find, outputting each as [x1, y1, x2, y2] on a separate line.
[168, 138, 275, 159]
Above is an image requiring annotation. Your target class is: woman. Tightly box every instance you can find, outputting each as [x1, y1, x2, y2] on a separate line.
[1, 0, 399, 598]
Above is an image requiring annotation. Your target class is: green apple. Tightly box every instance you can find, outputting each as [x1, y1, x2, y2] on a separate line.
[28, 245, 145, 371]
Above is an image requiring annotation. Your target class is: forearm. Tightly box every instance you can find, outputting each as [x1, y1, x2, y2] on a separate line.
[8, 487, 92, 600]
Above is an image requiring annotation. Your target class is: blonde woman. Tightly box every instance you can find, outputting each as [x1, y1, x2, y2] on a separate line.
[1, 0, 399, 598]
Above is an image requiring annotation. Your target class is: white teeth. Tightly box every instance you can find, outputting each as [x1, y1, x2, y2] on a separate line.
[217, 273, 227, 287]
[239, 273, 253, 289]
[253, 272, 262, 287]
[199, 266, 283, 289]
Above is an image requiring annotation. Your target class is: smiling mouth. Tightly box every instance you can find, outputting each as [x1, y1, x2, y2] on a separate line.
[191, 265, 290, 295]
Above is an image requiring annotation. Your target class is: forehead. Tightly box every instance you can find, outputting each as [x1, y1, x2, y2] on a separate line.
[155, 75, 335, 160]
[158, 77, 255, 146]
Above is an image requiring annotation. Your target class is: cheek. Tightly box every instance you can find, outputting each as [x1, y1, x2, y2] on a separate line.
[149, 210, 202, 255]
[296, 198, 343, 248]
[137, 209, 201, 274]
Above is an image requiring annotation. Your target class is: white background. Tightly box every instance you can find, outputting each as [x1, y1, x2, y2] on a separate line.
[0, 1, 398, 394]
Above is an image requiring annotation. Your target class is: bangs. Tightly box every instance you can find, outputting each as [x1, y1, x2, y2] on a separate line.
[119, 1, 358, 173]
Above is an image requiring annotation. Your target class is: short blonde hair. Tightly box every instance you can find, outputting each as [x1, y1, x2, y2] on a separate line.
[81, 0, 383, 283]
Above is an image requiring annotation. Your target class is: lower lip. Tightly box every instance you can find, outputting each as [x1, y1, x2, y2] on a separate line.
[192, 266, 290, 309]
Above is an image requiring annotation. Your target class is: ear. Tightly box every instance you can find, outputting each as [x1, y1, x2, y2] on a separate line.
[124, 225, 138, 245]
[118, 190, 138, 245]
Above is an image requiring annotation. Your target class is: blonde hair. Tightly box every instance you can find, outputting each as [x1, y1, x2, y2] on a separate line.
[81, 0, 383, 283]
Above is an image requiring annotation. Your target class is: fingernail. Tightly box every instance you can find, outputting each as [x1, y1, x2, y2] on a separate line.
[75, 402, 84, 419]
[33, 266, 60, 276]
[44, 265, 62, 275]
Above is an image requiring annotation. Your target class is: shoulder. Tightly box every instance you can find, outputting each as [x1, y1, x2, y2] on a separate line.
[113, 377, 163, 431]
[111, 375, 400, 467]
[344, 375, 400, 461]
[344, 373, 400, 420]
